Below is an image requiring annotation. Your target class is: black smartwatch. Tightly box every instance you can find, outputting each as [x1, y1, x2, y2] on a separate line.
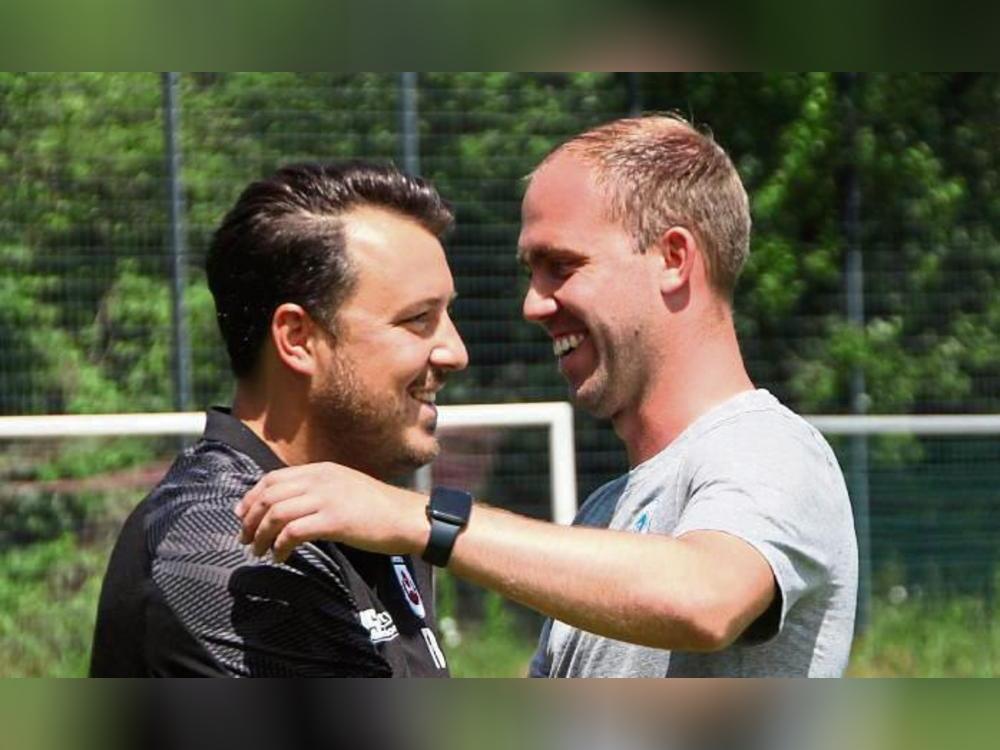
[422, 487, 473, 567]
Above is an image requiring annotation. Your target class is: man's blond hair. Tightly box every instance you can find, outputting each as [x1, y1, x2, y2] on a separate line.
[545, 114, 751, 298]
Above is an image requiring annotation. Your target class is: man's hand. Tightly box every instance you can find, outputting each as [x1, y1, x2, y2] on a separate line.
[234, 463, 427, 563]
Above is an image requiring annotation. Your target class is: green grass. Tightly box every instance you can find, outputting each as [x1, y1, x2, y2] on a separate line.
[0, 535, 105, 677]
[441, 592, 538, 677]
[849, 596, 1000, 676]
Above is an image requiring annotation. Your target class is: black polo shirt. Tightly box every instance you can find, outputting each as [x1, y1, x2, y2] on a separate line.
[90, 408, 448, 677]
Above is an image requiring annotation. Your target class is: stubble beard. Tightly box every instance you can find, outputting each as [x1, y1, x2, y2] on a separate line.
[313, 353, 440, 480]
[571, 367, 612, 417]
[570, 329, 644, 421]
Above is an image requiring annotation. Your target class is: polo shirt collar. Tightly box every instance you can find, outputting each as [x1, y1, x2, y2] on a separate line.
[204, 407, 286, 472]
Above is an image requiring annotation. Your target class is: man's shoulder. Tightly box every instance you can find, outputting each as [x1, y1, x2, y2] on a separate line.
[148, 438, 261, 509]
[115, 438, 263, 557]
[679, 390, 852, 529]
[686, 390, 835, 470]
[693, 389, 812, 434]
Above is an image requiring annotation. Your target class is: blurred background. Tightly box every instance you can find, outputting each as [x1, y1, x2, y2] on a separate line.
[1, 72, 998, 676]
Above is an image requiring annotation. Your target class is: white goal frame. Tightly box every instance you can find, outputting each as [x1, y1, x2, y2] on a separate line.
[3, 410, 1000, 526]
[0, 402, 579, 525]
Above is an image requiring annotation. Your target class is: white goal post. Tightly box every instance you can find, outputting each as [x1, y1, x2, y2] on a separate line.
[3, 409, 1000, 526]
[805, 414, 1000, 435]
[0, 402, 580, 525]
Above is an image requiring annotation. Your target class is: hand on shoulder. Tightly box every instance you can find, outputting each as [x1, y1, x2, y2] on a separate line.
[234, 462, 427, 562]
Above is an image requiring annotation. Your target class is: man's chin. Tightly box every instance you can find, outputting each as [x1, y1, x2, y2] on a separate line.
[569, 381, 615, 419]
[397, 434, 441, 471]
[371, 449, 438, 483]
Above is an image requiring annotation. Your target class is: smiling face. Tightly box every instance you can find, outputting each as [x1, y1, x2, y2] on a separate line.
[311, 206, 468, 478]
[518, 152, 665, 419]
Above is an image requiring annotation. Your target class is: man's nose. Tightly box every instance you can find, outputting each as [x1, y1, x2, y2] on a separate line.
[522, 282, 558, 323]
[430, 312, 469, 372]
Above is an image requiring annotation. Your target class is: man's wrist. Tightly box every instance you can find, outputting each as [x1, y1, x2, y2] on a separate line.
[390, 487, 427, 557]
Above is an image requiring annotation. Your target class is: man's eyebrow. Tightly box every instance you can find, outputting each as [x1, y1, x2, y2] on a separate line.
[517, 244, 580, 264]
[395, 292, 458, 317]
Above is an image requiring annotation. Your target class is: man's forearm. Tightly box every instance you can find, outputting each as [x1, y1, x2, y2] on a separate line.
[437, 501, 770, 651]
[236, 464, 773, 652]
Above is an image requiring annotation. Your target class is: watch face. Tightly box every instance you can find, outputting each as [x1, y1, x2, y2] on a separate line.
[431, 487, 472, 526]
[432, 509, 467, 526]
[425, 488, 472, 568]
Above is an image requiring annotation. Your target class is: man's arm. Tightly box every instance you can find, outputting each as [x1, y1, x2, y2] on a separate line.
[236, 463, 775, 652]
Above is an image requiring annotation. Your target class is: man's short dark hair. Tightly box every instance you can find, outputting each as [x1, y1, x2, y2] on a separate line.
[206, 161, 454, 378]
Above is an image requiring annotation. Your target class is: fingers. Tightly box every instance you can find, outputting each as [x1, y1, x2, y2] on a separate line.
[234, 463, 403, 561]
[272, 514, 328, 564]
[250, 495, 322, 558]
[237, 472, 311, 544]
[235, 465, 346, 562]
[235, 466, 294, 519]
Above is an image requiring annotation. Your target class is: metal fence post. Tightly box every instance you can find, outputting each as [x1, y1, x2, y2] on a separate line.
[399, 72, 420, 176]
[626, 73, 643, 116]
[162, 72, 192, 417]
[400, 72, 426, 493]
[838, 72, 872, 633]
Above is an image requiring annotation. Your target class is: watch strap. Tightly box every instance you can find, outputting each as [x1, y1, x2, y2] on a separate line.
[422, 487, 472, 567]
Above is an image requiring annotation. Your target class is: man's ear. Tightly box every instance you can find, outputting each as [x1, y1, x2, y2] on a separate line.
[655, 226, 698, 295]
[271, 303, 323, 376]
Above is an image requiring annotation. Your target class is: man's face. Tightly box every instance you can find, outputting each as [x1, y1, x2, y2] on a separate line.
[312, 206, 468, 479]
[518, 152, 663, 419]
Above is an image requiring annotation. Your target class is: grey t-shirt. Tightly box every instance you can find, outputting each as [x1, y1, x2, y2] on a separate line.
[530, 389, 858, 677]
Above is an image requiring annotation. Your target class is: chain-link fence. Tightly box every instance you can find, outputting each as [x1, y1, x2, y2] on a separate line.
[2, 73, 999, 617]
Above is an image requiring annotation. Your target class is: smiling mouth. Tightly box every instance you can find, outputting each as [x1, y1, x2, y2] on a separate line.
[410, 390, 438, 405]
[553, 333, 585, 357]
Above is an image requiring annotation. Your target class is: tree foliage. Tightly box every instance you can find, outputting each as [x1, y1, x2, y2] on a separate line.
[1, 73, 997, 432]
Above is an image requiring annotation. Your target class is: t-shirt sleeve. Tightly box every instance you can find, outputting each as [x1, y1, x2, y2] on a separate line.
[672, 423, 846, 644]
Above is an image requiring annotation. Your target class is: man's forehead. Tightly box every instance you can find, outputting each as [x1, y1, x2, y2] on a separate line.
[342, 205, 423, 245]
[527, 149, 603, 196]
[338, 206, 454, 311]
[342, 207, 444, 268]
[522, 154, 610, 224]
[518, 166, 619, 265]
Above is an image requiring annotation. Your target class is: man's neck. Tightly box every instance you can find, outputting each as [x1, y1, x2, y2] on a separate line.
[613, 314, 754, 468]
[232, 384, 397, 480]
[232, 385, 316, 467]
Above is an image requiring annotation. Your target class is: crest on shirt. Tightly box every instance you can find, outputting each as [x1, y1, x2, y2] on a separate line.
[391, 555, 426, 619]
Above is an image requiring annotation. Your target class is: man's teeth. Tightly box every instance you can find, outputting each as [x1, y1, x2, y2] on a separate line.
[553, 333, 584, 357]
[412, 391, 437, 404]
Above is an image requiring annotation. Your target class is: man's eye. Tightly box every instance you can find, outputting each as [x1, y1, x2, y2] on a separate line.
[402, 311, 432, 326]
[548, 260, 575, 278]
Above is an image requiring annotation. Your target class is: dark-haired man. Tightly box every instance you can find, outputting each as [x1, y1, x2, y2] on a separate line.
[90, 162, 467, 676]
[236, 116, 858, 677]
